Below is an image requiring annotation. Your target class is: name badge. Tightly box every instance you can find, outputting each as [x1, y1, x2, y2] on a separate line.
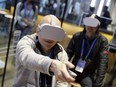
[75, 59, 86, 73]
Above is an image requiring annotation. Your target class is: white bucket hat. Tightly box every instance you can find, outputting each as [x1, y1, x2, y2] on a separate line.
[38, 15, 65, 41]
[83, 14, 100, 27]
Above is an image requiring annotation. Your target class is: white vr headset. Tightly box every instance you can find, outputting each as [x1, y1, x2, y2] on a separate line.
[83, 17, 100, 27]
[38, 23, 65, 41]
[38, 15, 65, 41]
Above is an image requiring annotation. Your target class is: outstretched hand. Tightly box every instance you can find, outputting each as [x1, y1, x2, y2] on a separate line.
[49, 60, 75, 82]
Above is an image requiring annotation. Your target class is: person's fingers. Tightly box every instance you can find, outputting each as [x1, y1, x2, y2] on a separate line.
[50, 60, 75, 82]
[56, 73, 67, 82]
[54, 68, 67, 82]
[52, 61, 67, 82]
[62, 63, 75, 82]
[64, 61, 75, 69]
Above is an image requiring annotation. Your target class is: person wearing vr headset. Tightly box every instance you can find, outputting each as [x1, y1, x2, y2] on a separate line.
[66, 14, 109, 87]
[13, 15, 75, 87]
[14, 0, 38, 39]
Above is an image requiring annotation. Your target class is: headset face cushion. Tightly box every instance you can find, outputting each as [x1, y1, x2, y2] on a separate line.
[38, 24, 65, 41]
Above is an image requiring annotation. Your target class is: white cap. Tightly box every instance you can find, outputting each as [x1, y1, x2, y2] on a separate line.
[83, 14, 100, 27]
[38, 15, 65, 41]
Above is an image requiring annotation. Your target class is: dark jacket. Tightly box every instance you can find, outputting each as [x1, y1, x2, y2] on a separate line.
[66, 31, 108, 87]
[100, 11, 112, 29]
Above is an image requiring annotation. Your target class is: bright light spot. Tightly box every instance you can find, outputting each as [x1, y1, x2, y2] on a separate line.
[97, 0, 105, 16]
[106, 0, 111, 7]
[90, 0, 96, 7]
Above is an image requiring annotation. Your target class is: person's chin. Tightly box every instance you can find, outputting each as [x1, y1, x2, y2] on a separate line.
[88, 31, 94, 33]
[45, 45, 53, 49]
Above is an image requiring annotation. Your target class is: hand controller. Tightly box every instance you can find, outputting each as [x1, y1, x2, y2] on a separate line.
[68, 70, 77, 78]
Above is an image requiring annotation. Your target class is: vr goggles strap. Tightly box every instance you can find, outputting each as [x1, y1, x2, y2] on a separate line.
[50, 15, 56, 26]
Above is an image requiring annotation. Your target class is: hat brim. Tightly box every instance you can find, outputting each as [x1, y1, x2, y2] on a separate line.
[83, 17, 100, 27]
[38, 25, 65, 41]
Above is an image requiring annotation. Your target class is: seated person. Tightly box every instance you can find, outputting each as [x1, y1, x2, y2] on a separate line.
[66, 14, 108, 87]
[100, 6, 112, 29]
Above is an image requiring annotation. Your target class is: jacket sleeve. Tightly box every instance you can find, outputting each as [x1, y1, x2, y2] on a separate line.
[93, 37, 109, 87]
[66, 35, 75, 61]
[16, 35, 53, 75]
[31, 5, 38, 26]
[15, 2, 22, 22]
[55, 81, 68, 87]
[52, 76, 68, 87]
[15, 2, 27, 27]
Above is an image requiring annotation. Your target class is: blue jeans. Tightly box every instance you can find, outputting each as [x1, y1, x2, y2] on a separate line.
[81, 76, 93, 87]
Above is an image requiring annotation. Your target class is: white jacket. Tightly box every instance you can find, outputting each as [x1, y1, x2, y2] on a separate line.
[13, 33, 68, 87]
